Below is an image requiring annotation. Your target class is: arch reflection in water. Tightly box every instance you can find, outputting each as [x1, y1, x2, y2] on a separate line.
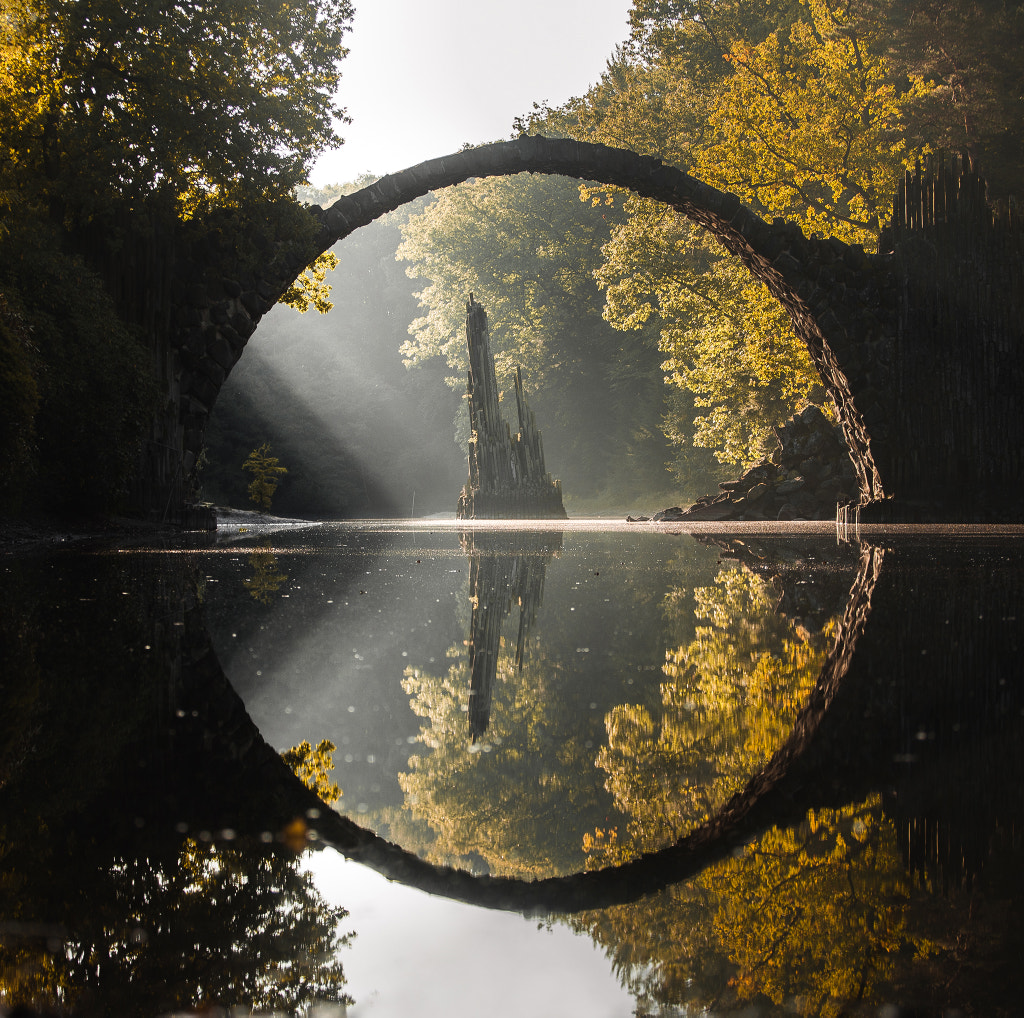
[2, 524, 1024, 1016]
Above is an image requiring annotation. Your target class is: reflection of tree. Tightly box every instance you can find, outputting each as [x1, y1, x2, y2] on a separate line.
[569, 554, 952, 1014]
[398, 646, 613, 878]
[244, 542, 288, 604]
[1, 837, 353, 1015]
[590, 567, 831, 860]
[712, 796, 911, 1014]
[0, 555, 351, 1015]
[574, 794, 920, 1016]
[391, 529, 625, 878]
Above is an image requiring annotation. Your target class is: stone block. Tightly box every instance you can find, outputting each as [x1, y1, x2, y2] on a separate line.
[203, 361, 226, 387]
[188, 375, 217, 410]
[241, 291, 265, 316]
[208, 334, 236, 371]
[772, 250, 807, 285]
[683, 499, 738, 521]
[229, 312, 256, 339]
[210, 300, 231, 325]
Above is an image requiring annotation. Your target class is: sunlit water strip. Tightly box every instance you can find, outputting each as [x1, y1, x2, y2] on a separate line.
[99, 515, 1024, 558]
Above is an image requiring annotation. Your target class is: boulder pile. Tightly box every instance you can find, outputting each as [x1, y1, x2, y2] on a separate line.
[632, 406, 860, 523]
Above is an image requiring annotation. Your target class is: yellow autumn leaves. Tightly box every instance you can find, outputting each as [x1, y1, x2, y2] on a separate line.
[697, 0, 932, 247]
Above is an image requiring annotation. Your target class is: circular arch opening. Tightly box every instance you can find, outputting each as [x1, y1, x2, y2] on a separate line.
[300, 136, 882, 503]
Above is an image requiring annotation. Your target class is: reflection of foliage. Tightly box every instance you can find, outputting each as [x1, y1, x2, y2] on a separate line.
[713, 796, 912, 1014]
[244, 545, 289, 604]
[397, 649, 614, 879]
[574, 795, 923, 1016]
[283, 739, 342, 804]
[1, 838, 353, 1015]
[590, 568, 830, 860]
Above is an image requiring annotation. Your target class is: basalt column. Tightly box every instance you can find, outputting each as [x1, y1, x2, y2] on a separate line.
[456, 296, 567, 519]
[865, 157, 1024, 521]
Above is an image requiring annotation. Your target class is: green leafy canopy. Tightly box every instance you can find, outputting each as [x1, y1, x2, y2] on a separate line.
[1, 0, 353, 218]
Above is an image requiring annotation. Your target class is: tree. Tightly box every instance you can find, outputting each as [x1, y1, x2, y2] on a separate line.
[0, 0, 353, 519]
[871, 0, 1024, 204]
[0, 219, 157, 513]
[594, 201, 826, 465]
[0, 291, 39, 509]
[280, 250, 341, 314]
[0, 0, 353, 220]
[517, 0, 952, 468]
[242, 442, 287, 511]
[627, 0, 806, 66]
[691, 0, 933, 246]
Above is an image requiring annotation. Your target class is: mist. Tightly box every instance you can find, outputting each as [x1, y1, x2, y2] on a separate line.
[202, 206, 466, 519]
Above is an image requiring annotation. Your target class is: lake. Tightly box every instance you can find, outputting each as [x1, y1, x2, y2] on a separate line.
[2, 519, 1023, 1016]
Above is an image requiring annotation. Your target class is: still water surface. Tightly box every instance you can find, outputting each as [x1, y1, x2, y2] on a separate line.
[2, 520, 1023, 1015]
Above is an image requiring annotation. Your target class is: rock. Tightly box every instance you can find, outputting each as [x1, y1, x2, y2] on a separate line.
[683, 500, 740, 521]
[776, 477, 805, 495]
[628, 401, 861, 524]
[739, 463, 776, 485]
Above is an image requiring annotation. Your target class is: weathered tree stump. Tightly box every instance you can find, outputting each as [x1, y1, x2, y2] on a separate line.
[456, 295, 567, 519]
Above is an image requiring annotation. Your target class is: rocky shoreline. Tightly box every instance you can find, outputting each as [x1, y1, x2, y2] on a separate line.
[630, 406, 859, 524]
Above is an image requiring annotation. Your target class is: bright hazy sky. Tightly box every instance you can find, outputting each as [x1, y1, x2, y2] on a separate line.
[310, 0, 632, 185]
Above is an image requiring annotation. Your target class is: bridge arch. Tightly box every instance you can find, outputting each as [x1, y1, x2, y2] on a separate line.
[177, 136, 894, 510]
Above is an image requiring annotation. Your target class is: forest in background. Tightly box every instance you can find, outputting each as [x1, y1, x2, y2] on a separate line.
[204, 0, 1023, 517]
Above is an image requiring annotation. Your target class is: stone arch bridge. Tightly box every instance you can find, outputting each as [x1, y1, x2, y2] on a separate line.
[129, 136, 1023, 522]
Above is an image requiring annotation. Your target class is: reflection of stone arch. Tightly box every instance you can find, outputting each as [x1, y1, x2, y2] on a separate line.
[175, 137, 892, 511]
[174, 542, 884, 914]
